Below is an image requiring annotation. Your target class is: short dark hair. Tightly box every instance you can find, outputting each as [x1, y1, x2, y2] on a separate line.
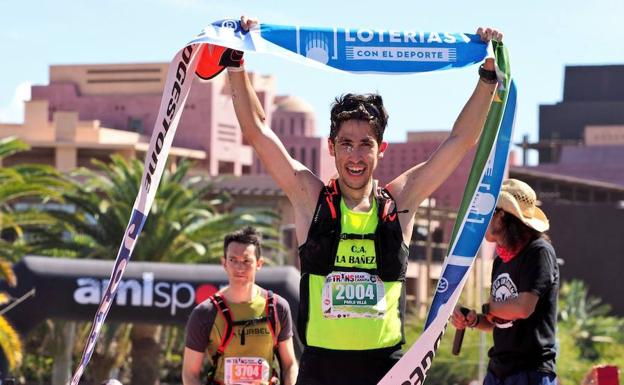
[223, 226, 262, 258]
[498, 209, 549, 250]
[329, 93, 389, 143]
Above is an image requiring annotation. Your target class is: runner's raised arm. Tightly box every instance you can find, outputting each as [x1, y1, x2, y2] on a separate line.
[388, 28, 503, 243]
[226, 17, 323, 219]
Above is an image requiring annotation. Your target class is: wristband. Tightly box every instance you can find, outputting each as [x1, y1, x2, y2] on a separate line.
[481, 303, 490, 316]
[227, 65, 245, 73]
[467, 314, 479, 328]
[478, 64, 498, 84]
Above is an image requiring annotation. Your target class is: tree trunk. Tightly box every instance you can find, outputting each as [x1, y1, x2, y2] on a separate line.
[130, 323, 162, 385]
[51, 320, 76, 385]
[84, 322, 132, 384]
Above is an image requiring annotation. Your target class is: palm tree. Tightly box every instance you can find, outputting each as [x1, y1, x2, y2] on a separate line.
[0, 259, 22, 375]
[558, 279, 624, 360]
[33, 154, 277, 385]
[0, 136, 68, 376]
[0, 137, 67, 259]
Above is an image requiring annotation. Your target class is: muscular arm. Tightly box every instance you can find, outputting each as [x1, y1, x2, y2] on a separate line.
[277, 337, 299, 385]
[388, 29, 502, 241]
[227, 69, 322, 210]
[389, 77, 497, 223]
[182, 347, 205, 385]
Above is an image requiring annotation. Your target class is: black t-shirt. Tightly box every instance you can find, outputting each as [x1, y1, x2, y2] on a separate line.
[185, 288, 293, 353]
[487, 237, 559, 378]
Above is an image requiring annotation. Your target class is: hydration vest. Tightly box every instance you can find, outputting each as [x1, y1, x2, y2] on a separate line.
[297, 179, 409, 351]
[206, 291, 281, 385]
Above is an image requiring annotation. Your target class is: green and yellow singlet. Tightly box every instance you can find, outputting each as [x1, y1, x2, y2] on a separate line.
[306, 199, 403, 350]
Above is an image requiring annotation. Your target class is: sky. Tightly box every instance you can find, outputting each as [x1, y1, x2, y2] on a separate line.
[2, 0, 623, 165]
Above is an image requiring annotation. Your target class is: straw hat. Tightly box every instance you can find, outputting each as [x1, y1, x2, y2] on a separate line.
[496, 179, 549, 232]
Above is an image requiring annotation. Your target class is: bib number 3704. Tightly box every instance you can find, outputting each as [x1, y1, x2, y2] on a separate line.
[223, 357, 270, 385]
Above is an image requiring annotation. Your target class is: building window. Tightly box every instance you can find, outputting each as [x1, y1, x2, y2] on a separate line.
[559, 185, 573, 202]
[593, 190, 607, 203]
[289, 147, 296, 158]
[300, 147, 306, 166]
[128, 117, 143, 133]
[290, 117, 295, 135]
[575, 188, 590, 203]
[218, 161, 235, 174]
[311, 147, 317, 174]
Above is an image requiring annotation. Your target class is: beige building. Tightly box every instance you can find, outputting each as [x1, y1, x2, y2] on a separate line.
[584, 125, 624, 146]
[0, 99, 206, 171]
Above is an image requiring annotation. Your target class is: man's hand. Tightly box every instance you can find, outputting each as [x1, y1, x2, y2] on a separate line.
[451, 305, 477, 329]
[195, 15, 258, 80]
[240, 15, 258, 31]
[476, 27, 503, 70]
[476, 27, 504, 43]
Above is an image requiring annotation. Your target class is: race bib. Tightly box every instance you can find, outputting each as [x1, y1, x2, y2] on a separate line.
[223, 357, 270, 385]
[322, 271, 386, 319]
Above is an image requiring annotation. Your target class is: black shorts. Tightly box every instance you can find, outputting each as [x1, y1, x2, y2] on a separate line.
[295, 346, 402, 385]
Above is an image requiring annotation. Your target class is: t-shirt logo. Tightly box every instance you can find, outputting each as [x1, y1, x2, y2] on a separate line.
[490, 273, 517, 329]
[491, 273, 518, 302]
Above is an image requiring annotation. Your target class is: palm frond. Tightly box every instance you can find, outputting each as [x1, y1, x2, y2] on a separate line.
[0, 315, 23, 369]
[0, 136, 29, 158]
[0, 259, 17, 286]
[0, 292, 10, 306]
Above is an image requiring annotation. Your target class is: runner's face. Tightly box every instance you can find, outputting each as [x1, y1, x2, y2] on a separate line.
[329, 120, 386, 191]
[222, 242, 262, 285]
[485, 209, 504, 243]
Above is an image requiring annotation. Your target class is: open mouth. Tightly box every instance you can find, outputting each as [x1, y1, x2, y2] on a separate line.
[346, 165, 366, 176]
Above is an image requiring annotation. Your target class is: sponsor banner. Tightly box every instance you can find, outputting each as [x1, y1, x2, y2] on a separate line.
[70, 19, 499, 384]
[188, 20, 489, 73]
[73, 272, 219, 316]
[378, 43, 516, 385]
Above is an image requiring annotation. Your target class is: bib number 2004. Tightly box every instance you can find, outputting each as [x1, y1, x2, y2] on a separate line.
[322, 272, 386, 319]
[334, 283, 376, 304]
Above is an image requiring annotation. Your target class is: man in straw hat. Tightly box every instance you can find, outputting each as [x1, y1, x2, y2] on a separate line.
[452, 179, 559, 385]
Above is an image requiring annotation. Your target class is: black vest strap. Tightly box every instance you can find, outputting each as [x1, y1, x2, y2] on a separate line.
[339, 233, 376, 240]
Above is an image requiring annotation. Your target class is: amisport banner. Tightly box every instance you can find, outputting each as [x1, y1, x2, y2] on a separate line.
[378, 43, 515, 385]
[69, 19, 513, 384]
